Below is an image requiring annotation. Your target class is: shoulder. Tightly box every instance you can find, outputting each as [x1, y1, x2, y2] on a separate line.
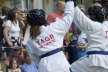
[21, 63, 27, 68]
[103, 21, 108, 26]
[88, 21, 102, 32]
[93, 21, 102, 28]
[5, 20, 12, 24]
[6, 20, 11, 23]
[4, 20, 12, 27]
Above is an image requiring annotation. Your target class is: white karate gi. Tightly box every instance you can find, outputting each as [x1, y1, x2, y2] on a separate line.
[26, 1, 75, 72]
[71, 6, 108, 72]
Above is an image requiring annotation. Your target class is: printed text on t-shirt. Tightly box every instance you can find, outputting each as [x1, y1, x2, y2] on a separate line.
[36, 34, 55, 48]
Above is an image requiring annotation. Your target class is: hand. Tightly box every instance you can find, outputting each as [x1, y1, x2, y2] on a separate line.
[65, 0, 77, 2]
[8, 41, 13, 47]
[65, 0, 77, 7]
[19, 34, 24, 40]
[65, 0, 73, 2]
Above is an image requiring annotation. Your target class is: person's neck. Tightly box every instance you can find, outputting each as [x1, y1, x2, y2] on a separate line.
[106, 19, 108, 21]
[105, 19, 108, 21]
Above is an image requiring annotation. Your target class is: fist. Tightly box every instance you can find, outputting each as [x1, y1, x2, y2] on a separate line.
[65, 0, 73, 2]
[65, 0, 77, 7]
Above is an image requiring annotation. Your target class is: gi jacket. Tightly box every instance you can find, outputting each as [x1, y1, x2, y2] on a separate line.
[26, 1, 74, 63]
[74, 7, 108, 69]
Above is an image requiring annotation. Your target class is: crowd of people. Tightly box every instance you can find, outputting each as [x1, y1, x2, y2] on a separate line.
[0, 6, 38, 72]
[0, 0, 108, 72]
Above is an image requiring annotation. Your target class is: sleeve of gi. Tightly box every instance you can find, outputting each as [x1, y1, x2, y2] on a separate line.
[73, 7, 96, 32]
[49, 1, 74, 35]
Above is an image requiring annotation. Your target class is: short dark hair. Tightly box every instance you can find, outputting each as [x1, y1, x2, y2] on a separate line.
[88, 6, 104, 22]
[104, 8, 108, 19]
[27, 9, 46, 26]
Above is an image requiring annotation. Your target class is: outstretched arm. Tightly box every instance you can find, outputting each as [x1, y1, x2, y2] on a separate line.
[73, 6, 95, 32]
[49, 1, 75, 35]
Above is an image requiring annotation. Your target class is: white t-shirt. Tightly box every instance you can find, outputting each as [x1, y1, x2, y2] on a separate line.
[5, 20, 20, 38]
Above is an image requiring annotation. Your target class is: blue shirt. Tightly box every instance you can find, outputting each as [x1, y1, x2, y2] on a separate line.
[21, 62, 38, 72]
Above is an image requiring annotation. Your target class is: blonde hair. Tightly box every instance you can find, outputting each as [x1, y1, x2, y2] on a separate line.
[56, 1, 65, 8]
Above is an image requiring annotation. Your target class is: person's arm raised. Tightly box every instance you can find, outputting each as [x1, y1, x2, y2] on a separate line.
[49, 1, 75, 35]
[65, 0, 77, 7]
[73, 6, 95, 32]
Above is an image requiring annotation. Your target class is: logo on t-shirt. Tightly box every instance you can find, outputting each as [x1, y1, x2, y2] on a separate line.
[36, 34, 55, 48]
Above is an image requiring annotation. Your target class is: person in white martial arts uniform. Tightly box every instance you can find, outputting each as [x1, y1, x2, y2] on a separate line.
[26, 0, 75, 72]
[70, 3, 108, 72]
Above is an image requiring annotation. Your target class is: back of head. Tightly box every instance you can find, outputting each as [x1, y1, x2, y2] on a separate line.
[56, 1, 65, 12]
[27, 9, 47, 27]
[56, 1, 65, 7]
[88, 6, 104, 22]
[27, 9, 47, 39]
[7, 9, 16, 22]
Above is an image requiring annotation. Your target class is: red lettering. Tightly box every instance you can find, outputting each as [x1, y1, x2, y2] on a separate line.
[45, 37, 50, 41]
[41, 39, 45, 43]
[50, 34, 54, 39]
[35, 34, 55, 48]
[39, 45, 44, 48]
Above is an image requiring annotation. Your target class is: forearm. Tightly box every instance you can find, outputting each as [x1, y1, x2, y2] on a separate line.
[4, 31, 10, 44]
[3, 28, 12, 46]
[50, 1, 75, 34]
[74, 7, 93, 31]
